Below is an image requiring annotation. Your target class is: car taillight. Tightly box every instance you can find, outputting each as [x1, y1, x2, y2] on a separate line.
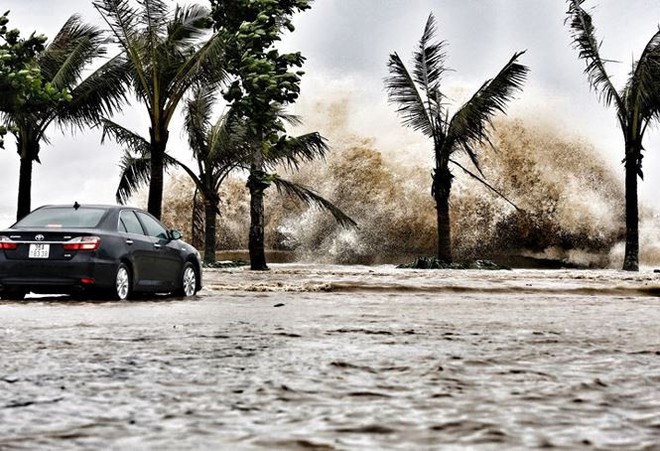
[0, 236, 18, 250]
[63, 236, 101, 251]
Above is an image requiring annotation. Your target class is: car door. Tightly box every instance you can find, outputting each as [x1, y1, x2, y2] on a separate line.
[118, 210, 155, 290]
[135, 211, 182, 289]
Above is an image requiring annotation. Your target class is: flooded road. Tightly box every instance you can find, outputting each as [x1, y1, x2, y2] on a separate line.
[1, 265, 659, 449]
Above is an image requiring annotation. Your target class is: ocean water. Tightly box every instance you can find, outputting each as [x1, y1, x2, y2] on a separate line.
[1, 265, 659, 449]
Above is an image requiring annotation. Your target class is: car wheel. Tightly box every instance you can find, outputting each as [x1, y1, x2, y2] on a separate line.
[176, 262, 198, 297]
[0, 289, 26, 300]
[114, 263, 132, 301]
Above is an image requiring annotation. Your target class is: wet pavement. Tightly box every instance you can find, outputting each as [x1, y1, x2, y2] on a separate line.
[1, 265, 659, 449]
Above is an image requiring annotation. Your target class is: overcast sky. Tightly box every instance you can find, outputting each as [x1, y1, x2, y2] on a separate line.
[2, 0, 660, 227]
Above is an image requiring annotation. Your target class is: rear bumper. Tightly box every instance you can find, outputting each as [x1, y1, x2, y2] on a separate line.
[0, 257, 116, 294]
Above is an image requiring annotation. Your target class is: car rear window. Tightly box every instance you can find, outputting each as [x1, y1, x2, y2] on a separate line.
[14, 207, 107, 229]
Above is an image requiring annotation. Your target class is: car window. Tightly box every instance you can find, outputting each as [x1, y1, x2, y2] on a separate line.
[14, 207, 107, 228]
[119, 211, 145, 235]
[136, 212, 169, 240]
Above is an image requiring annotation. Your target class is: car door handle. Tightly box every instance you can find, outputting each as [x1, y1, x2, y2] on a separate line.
[153, 243, 161, 249]
[126, 239, 134, 245]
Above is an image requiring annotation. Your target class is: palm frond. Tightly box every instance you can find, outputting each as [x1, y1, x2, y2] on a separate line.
[450, 158, 522, 212]
[140, 0, 168, 54]
[164, 153, 209, 195]
[271, 176, 357, 228]
[181, 91, 249, 196]
[40, 15, 108, 87]
[57, 55, 131, 131]
[165, 32, 226, 121]
[101, 119, 150, 156]
[446, 51, 528, 169]
[184, 85, 215, 156]
[94, 0, 151, 105]
[566, 0, 625, 112]
[115, 145, 179, 204]
[266, 132, 330, 171]
[40, 14, 83, 55]
[116, 150, 152, 204]
[413, 13, 449, 96]
[278, 111, 303, 127]
[207, 112, 250, 166]
[168, 4, 211, 48]
[625, 27, 660, 127]
[93, 0, 141, 49]
[385, 52, 436, 138]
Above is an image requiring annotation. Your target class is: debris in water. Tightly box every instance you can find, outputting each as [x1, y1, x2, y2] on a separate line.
[203, 259, 250, 269]
[397, 257, 510, 270]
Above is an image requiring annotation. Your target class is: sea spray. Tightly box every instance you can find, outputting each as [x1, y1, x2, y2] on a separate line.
[159, 114, 660, 267]
[451, 118, 627, 266]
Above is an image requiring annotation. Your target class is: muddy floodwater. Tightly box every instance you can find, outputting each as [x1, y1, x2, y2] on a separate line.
[1, 265, 659, 450]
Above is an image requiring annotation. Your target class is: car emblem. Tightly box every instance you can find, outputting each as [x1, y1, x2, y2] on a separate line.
[35, 234, 45, 241]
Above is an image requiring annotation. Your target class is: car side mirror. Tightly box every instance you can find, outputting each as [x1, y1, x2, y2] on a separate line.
[169, 229, 182, 241]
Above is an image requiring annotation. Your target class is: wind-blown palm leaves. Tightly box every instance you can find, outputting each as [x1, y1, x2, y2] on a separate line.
[567, 0, 660, 271]
[385, 13, 528, 262]
[93, 0, 225, 219]
[1, 15, 129, 220]
[107, 87, 355, 264]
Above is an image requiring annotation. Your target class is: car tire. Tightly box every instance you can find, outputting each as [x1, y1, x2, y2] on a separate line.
[0, 289, 26, 300]
[175, 262, 198, 297]
[113, 263, 132, 301]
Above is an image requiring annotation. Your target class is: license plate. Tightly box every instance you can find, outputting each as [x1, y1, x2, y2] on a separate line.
[29, 244, 50, 259]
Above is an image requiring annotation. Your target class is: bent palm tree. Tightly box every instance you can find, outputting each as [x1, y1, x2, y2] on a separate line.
[2, 15, 128, 220]
[385, 13, 528, 262]
[93, 0, 225, 219]
[567, 0, 660, 271]
[105, 87, 355, 264]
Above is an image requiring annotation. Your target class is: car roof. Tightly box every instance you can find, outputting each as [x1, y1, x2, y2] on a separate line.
[38, 204, 147, 213]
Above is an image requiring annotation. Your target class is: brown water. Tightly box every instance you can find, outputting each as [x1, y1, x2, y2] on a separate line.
[1, 265, 659, 449]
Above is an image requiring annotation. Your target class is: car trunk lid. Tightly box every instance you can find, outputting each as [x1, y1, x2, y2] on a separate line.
[0, 229, 99, 261]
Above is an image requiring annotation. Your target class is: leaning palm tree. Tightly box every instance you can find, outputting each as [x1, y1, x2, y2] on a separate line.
[1, 15, 128, 220]
[104, 87, 355, 264]
[567, 0, 660, 271]
[385, 13, 528, 262]
[93, 0, 225, 219]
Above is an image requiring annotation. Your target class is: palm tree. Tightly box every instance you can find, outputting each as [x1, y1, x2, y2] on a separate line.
[2, 15, 128, 221]
[385, 13, 528, 262]
[567, 0, 660, 271]
[104, 87, 355, 264]
[178, 88, 246, 264]
[93, 0, 225, 219]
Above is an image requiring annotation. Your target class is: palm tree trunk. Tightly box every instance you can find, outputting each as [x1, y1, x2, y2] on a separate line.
[247, 175, 269, 270]
[203, 199, 217, 265]
[16, 156, 33, 222]
[148, 127, 169, 220]
[247, 146, 269, 270]
[191, 189, 205, 250]
[622, 145, 640, 271]
[433, 165, 453, 262]
[16, 136, 39, 222]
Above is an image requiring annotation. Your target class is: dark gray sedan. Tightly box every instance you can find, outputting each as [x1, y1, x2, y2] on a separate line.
[0, 204, 202, 300]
